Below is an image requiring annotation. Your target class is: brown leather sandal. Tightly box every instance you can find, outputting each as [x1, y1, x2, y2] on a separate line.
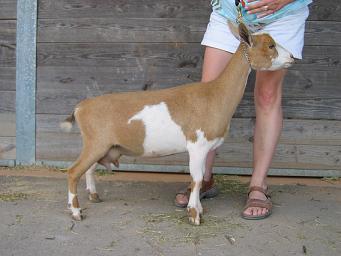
[174, 179, 218, 208]
[241, 186, 272, 220]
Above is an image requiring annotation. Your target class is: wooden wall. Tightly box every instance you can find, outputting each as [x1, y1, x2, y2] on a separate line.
[1, 0, 341, 173]
[0, 0, 16, 161]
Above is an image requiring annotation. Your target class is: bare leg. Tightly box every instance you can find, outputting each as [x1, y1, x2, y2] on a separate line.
[243, 69, 287, 217]
[175, 47, 233, 206]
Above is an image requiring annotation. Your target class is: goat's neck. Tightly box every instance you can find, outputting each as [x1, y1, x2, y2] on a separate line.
[210, 43, 251, 114]
[214, 43, 250, 88]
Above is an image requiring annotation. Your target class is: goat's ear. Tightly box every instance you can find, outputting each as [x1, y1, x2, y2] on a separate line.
[227, 21, 240, 40]
[238, 23, 252, 46]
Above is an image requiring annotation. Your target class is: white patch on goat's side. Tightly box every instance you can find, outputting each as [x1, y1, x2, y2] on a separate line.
[267, 43, 294, 70]
[85, 163, 97, 194]
[128, 102, 187, 156]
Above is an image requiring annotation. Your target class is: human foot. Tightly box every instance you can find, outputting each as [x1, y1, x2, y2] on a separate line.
[174, 179, 218, 208]
[241, 186, 272, 220]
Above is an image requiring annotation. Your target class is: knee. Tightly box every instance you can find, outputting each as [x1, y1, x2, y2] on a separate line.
[255, 87, 280, 110]
[254, 77, 283, 112]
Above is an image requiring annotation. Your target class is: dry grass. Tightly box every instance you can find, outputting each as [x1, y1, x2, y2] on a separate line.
[0, 192, 28, 202]
[214, 175, 248, 195]
[140, 211, 246, 244]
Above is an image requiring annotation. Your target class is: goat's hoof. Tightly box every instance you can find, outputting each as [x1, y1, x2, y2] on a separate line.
[88, 193, 103, 203]
[187, 207, 201, 226]
[71, 213, 83, 221]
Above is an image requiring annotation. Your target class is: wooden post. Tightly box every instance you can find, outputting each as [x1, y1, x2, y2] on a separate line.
[15, 0, 37, 165]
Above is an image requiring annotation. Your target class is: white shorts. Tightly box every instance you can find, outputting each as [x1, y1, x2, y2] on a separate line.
[201, 7, 309, 59]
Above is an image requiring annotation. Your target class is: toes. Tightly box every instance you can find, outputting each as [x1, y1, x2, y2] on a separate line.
[243, 207, 267, 217]
[175, 194, 189, 205]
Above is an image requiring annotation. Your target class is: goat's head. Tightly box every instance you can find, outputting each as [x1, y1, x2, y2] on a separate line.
[229, 22, 294, 70]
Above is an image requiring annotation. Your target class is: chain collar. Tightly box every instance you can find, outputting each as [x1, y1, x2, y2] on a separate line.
[241, 42, 251, 65]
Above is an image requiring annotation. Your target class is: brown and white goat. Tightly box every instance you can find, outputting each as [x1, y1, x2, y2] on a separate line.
[61, 23, 294, 225]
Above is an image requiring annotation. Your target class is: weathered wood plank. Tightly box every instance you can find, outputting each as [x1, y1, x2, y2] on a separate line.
[37, 0, 340, 21]
[0, 113, 15, 136]
[0, 67, 16, 90]
[36, 43, 340, 72]
[0, 91, 15, 112]
[304, 21, 341, 46]
[36, 132, 341, 170]
[0, 136, 15, 160]
[308, 0, 341, 22]
[36, 66, 340, 99]
[36, 114, 341, 146]
[0, 42, 16, 67]
[38, 0, 211, 20]
[37, 18, 207, 43]
[37, 19, 341, 46]
[36, 89, 341, 120]
[0, 20, 16, 43]
[0, 0, 16, 20]
[235, 97, 341, 120]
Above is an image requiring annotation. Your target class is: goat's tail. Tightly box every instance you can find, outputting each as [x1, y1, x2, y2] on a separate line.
[60, 110, 76, 132]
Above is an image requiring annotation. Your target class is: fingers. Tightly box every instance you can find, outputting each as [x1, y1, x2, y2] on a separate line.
[243, 0, 281, 18]
[256, 9, 275, 18]
[244, 0, 272, 12]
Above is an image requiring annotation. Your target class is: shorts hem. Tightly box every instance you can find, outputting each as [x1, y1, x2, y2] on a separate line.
[201, 38, 237, 54]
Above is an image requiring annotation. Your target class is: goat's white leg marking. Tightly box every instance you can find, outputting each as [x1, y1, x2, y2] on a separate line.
[128, 102, 187, 156]
[85, 163, 97, 194]
[68, 191, 82, 220]
[186, 130, 224, 225]
[85, 163, 102, 203]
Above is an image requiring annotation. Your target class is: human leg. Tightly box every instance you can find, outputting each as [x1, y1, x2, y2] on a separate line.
[242, 69, 287, 219]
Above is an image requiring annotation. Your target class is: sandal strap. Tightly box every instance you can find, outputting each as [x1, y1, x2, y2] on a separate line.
[244, 198, 272, 211]
[248, 186, 270, 198]
[202, 179, 214, 192]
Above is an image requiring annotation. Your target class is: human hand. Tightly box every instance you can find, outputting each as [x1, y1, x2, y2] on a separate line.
[244, 0, 294, 18]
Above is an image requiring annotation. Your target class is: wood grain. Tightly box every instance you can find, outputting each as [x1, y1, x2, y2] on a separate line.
[36, 43, 340, 72]
[0, 91, 15, 113]
[0, 20, 16, 43]
[36, 131, 341, 170]
[38, 0, 211, 20]
[37, 0, 340, 21]
[0, 137, 15, 160]
[0, 67, 16, 91]
[37, 19, 341, 46]
[0, 113, 15, 136]
[0, 0, 16, 20]
[36, 114, 341, 146]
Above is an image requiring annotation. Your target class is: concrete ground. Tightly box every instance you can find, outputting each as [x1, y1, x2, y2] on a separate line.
[0, 167, 340, 256]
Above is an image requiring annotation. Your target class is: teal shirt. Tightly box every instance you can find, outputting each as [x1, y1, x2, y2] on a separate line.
[211, 0, 312, 26]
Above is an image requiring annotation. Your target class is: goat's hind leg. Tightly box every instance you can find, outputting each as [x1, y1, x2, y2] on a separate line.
[186, 146, 208, 225]
[85, 163, 102, 203]
[68, 143, 109, 220]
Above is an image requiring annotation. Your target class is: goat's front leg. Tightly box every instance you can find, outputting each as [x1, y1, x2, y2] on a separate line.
[187, 146, 208, 225]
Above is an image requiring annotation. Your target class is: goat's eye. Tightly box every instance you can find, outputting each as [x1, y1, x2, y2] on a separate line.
[269, 44, 275, 49]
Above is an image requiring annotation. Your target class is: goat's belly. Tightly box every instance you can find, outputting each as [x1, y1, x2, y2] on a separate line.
[128, 102, 187, 157]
